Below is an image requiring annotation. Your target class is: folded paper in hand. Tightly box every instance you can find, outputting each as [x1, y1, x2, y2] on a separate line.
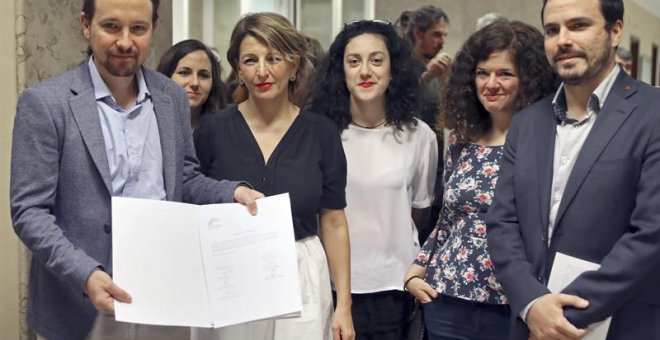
[112, 193, 302, 328]
[548, 252, 611, 340]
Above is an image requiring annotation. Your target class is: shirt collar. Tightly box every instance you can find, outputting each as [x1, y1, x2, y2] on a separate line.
[88, 57, 151, 106]
[552, 64, 621, 125]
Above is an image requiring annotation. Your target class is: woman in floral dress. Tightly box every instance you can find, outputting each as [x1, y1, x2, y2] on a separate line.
[403, 21, 558, 340]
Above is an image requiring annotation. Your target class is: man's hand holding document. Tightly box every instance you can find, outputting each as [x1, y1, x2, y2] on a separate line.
[111, 193, 301, 328]
[548, 252, 612, 340]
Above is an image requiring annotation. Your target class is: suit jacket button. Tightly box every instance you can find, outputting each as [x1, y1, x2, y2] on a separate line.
[103, 223, 112, 234]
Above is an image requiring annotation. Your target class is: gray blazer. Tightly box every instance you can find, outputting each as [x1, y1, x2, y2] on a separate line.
[10, 61, 240, 339]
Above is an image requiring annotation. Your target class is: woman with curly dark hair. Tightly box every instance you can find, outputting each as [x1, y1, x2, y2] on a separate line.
[403, 21, 558, 340]
[309, 20, 438, 340]
[156, 39, 228, 131]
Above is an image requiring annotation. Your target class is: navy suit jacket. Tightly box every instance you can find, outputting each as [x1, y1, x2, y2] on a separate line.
[10, 61, 241, 339]
[486, 70, 660, 339]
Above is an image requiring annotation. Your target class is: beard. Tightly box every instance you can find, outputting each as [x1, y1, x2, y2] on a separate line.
[552, 37, 612, 85]
[103, 49, 140, 77]
[423, 45, 443, 61]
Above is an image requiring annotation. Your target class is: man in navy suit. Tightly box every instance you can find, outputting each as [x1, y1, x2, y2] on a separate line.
[10, 0, 262, 339]
[486, 0, 660, 339]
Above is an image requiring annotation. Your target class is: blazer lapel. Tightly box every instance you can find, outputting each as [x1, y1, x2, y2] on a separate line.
[553, 74, 638, 228]
[535, 102, 557, 234]
[149, 83, 177, 201]
[69, 63, 113, 193]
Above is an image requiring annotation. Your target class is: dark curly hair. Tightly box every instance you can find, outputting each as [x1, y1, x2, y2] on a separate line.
[156, 39, 228, 117]
[441, 20, 559, 141]
[308, 20, 423, 130]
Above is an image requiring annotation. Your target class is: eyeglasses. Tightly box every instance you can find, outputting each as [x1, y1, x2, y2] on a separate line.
[343, 19, 391, 30]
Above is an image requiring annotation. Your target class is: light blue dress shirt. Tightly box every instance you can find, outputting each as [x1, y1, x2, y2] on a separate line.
[88, 58, 166, 200]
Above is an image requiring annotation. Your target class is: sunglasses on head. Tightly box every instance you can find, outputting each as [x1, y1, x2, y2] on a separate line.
[343, 19, 391, 29]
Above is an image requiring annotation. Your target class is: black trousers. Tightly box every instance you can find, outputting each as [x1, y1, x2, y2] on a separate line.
[344, 290, 415, 340]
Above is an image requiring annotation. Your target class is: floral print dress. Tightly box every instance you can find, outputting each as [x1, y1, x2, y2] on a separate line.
[414, 133, 508, 304]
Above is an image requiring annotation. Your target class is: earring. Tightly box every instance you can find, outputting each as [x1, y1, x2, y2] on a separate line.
[238, 78, 244, 85]
[289, 75, 296, 82]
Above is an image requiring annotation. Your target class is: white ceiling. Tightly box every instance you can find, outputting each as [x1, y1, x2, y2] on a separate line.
[631, 0, 660, 20]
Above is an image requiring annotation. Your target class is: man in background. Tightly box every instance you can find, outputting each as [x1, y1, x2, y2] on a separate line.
[615, 46, 633, 75]
[396, 5, 452, 241]
[400, 5, 452, 128]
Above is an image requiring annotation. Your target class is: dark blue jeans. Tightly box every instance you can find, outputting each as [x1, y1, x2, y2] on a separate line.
[422, 294, 510, 340]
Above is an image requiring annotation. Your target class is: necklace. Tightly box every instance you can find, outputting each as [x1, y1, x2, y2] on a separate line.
[351, 118, 387, 129]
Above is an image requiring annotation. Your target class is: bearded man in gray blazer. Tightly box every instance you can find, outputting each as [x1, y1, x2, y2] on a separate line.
[10, 0, 262, 339]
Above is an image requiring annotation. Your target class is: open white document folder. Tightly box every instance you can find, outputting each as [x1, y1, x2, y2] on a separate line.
[112, 193, 302, 328]
[548, 252, 611, 340]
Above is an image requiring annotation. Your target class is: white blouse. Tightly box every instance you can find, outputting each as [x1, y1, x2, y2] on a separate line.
[342, 118, 438, 293]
